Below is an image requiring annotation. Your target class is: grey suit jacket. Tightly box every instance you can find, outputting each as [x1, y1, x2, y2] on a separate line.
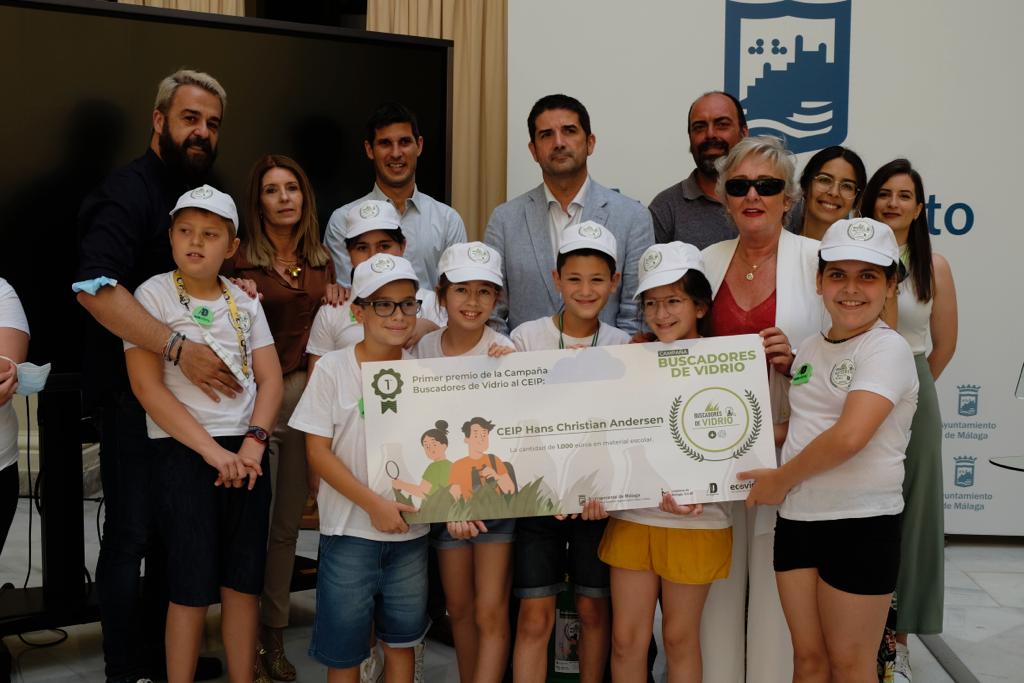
[484, 179, 654, 334]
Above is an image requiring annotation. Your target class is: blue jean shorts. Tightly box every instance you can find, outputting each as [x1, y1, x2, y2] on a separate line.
[309, 534, 430, 669]
[429, 518, 516, 550]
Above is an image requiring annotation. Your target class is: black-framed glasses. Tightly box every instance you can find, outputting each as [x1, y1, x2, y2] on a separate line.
[364, 298, 422, 317]
[812, 173, 859, 199]
[723, 177, 786, 197]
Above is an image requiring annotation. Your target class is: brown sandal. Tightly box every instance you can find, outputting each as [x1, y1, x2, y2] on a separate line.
[260, 627, 297, 682]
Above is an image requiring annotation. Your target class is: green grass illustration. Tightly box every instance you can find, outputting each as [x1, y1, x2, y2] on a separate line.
[394, 477, 560, 523]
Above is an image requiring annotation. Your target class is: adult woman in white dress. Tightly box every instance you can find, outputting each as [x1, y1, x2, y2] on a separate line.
[699, 136, 826, 682]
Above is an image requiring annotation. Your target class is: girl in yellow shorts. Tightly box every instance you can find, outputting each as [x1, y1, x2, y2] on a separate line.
[598, 242, 732, 682]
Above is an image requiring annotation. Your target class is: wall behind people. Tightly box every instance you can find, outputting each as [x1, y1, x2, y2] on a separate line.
[508, 0, 1021, 535]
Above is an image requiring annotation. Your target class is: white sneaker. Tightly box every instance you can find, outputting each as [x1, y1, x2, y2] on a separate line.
[359, 644, 384, 683]
[413, 642, 425, 683]
[892, 642, 912, 683]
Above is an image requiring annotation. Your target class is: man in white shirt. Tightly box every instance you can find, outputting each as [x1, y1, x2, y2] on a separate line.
[484, 93, 653, 334]
[325, 102, 467, 289]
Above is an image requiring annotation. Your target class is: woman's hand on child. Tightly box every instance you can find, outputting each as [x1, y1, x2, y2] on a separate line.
[487, 343, 515, 357]
[737, 468, 790, 507]
[322, 284, 348, 307]
[229, 277, 261, 301]
[759, 326, 795, 376]
[659, 493, 703, 516]
[448, 520, 488, 540]
[178, 339, 243, 401]
[369, 496, 415, 534]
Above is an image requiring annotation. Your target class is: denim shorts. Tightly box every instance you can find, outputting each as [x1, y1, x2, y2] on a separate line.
[429, 518, 516, 550]
[153, 435, 271, 606]
[513, 516, 610, 599]
[309, 534, 430, 669]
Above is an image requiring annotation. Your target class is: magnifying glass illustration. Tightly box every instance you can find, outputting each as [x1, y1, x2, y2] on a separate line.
[385, 460, 401, 480]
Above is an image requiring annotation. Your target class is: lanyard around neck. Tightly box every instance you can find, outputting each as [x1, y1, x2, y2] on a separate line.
[557, 311, 598, 350]
[172, 271, 250, 382]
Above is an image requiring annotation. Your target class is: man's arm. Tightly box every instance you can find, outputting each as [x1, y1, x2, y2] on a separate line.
[446, 206, 469, 247]
[616, 205, 655, 333]
[324, 206, 354, 288]
[483, 208, 510, 335]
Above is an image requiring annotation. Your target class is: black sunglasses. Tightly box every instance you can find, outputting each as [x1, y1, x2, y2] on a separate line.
[724, 177, 786, 197]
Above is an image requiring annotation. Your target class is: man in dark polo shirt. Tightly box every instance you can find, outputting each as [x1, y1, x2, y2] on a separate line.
[75, 69, 236, 683]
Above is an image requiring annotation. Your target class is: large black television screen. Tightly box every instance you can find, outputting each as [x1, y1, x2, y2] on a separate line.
[0, 0, 452, 373]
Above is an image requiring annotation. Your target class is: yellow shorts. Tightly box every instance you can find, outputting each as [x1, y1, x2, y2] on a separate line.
[598, 517, 732, 585]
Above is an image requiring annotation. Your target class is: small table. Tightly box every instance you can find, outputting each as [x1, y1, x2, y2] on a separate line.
[989, 456, 1024, 473]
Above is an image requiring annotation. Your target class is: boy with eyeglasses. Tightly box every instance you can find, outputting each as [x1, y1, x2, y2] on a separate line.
[289, 253, 429, 683]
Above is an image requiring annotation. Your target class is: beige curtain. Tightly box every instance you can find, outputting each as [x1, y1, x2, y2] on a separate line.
[368, 0, 507, 240]
[119, 0, 244, 16]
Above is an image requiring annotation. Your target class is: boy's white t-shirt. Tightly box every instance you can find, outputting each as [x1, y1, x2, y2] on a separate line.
[288, 345, 428, 542]
[125, 273, 274, 439]
[413, 325, 513, 359]
[510, 316, 630, 351]
[780, 322, 919, 521]
[306, 288, 445, 357]
[0, 278, 29, 471]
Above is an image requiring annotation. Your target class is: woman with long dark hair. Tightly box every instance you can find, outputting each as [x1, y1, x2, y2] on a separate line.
[797, 145, 868, 240]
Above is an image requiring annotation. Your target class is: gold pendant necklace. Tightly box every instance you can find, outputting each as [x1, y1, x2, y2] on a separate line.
[738, 251, 776, 281]
[275, 256, 302, 278]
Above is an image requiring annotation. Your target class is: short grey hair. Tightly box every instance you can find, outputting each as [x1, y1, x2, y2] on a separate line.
[714, 135, 802, 207]
[153, 69, 227, 116]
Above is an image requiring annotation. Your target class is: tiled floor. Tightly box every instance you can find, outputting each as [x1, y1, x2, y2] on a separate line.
[1, 500, 1019, 681]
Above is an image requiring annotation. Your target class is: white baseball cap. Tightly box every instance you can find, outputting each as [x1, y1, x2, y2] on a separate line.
[819, 218, 899, 267]
[633, 242, 705, 300]
[437, 242, 503, 287]
[351, 253, 419, 299]
[346, 200, 402, 239]
[170, 185, 238, 231]
[558, 221, 618, 268]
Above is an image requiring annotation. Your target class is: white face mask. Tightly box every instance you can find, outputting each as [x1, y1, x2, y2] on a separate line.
[0, 356, 51, 396]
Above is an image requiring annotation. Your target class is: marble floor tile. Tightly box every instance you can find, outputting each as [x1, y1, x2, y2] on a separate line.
[967, 571, 1024, 608]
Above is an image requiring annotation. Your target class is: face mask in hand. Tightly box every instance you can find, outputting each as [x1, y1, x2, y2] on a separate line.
[15, 362, 51, 395]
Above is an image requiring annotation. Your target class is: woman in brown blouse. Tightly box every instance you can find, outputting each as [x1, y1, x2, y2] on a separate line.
[228, 154, 336, 682]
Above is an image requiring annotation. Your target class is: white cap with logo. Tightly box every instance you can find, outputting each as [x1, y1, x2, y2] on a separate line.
[346, 199, 402, 239]
[558, 221, 618, 268]
[351, 253, 419, 299]
[819, 218, 899, 266]
[633, 241, 705, 300]
[438, 242, 503, 287]
[170, 184, 238, 231]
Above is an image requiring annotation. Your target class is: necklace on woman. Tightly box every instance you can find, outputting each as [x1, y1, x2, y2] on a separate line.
[275, 255, 302, 278]
[737, 250, 776, 281]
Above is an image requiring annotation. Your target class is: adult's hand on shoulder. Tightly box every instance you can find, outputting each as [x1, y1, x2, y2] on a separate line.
[178, 339, 242, 401]
[323, 284, 348, 307]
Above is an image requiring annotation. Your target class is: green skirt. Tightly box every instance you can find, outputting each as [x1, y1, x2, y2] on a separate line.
[895, 353, 944, 634]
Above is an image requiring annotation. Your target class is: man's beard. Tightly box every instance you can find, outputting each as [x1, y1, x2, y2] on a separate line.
[695, 139, 729, 177]
[158, 123, 216, 184]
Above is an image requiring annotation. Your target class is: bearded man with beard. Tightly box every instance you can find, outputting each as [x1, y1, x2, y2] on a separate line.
[650, 91, 798, 250]
[75, 69, 236, 683]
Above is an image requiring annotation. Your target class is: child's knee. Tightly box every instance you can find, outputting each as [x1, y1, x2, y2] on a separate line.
[517, 600, 554, 641]
[575, 595, 608, 629]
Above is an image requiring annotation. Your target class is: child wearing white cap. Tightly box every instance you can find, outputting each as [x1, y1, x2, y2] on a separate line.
[305, 199, 445, 365]
[509, 221, 631, 351]
[405, 241, 516, 682]
[123, 185, 283, 682]
[597, 241, 733, 682]
[288, 253, 430, 680]
[739, 218, 919, 681]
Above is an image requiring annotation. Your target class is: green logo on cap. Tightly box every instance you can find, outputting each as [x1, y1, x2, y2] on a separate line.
[467, 245, 490, 263]
[642, 250, 663, 272]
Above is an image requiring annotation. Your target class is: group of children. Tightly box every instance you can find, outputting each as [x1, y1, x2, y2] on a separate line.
[129, 183, 917, 683]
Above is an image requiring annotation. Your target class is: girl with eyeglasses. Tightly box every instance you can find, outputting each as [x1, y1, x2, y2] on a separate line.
[699, 135, 828, 682]
[797, 146, 868, 241]
[862, 159, 958, 683]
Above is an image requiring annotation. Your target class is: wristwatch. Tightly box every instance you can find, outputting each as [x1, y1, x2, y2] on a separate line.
[245, 425, 270, 445]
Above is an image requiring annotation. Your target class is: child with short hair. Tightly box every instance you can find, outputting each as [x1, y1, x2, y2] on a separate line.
[124, 185, 283, 683]
[289, 253, 429, 683]
[598, 241, 732, 682]
[509, 221, 629, 682]
[740, 218, 919, 682]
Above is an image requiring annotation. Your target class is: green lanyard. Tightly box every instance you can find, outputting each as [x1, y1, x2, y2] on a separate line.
[557, 311, 599, 350]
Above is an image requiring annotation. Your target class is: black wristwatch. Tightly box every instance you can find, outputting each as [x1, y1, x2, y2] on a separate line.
[245, 425, 270, 445]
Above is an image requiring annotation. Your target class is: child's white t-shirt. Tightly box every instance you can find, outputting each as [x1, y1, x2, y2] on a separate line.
[288, 345, 428, 542]
[413, 325, 513, 359]
[510, 316, 630, 351]
[0, 278, 29, 472]
[306, 288, 445, 357]
[125, 273, 274, 439]
[780, 322, 919, 521]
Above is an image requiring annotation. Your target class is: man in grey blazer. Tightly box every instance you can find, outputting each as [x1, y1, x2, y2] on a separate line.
[485, 94, 654, 335]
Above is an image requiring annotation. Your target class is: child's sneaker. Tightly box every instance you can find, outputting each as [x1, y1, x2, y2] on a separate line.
[893, 642, 912, 682]
[359, 644, 384, 683]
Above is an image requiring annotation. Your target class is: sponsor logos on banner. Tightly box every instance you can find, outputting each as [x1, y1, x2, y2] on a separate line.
[943, 383, 996, 516]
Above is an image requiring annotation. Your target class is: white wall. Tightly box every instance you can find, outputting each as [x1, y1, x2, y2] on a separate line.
[508, 0, 1024, 535]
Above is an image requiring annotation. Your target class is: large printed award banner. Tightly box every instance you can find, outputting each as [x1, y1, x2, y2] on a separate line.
[362, 334, 775, 523]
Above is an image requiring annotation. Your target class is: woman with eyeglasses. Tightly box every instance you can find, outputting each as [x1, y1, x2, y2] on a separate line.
[699, 135, 827, 683]
[862, 159, 957, 683]
[797, 145, 868, 240]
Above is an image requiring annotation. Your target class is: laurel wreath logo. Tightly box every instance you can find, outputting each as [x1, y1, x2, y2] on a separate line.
[670, 390, 763, 462]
